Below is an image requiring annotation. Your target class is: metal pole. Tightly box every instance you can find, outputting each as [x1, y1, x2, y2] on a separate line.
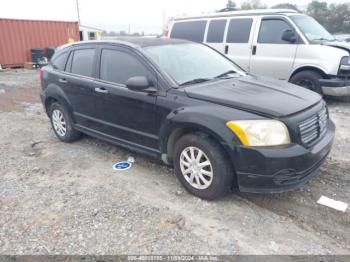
[76, 0, 81, 24]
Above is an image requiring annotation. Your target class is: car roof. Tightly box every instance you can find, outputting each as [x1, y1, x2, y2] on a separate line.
[172, 8, 299, 21]
[62, 37, 191, 50]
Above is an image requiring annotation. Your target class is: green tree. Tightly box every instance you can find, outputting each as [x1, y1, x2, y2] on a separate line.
[326, 3, 350, 33]
[306, 1, 329, 31]
[271, 3, 299, 12]
[226, 0, 236, 9]
[305, 0, 350, 34]
[241, 0, 267, 10]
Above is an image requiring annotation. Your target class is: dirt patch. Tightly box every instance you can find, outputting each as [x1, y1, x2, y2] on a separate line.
[0, 69, 40, 112]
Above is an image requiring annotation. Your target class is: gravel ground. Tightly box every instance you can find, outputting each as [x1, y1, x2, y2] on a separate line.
[0, 69, 349, 255]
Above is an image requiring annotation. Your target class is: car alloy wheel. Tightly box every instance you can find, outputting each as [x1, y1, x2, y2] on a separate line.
[179, 146, 213, 190]
[52, 109, 67, 137]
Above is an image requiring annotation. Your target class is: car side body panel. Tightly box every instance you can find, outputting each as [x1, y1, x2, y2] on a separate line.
[156, 91, 263, 162]
[291, 44, 348, 78]
[41, 70, 74, 118]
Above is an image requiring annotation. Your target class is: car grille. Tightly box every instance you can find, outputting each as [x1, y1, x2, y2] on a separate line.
[299, 105, 328, 147]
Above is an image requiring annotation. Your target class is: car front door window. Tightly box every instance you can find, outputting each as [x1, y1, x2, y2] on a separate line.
[100, 49, 150, 85]
[258, 19, 294, 44]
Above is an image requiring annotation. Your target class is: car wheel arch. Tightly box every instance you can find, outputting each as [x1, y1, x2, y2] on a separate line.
[289, 66, 328, 81]
[43, 85, 74, 120]
[160, 122, 237, 166]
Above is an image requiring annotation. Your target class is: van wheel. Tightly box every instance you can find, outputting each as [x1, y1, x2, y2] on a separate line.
[49, 102, 81, 142]
[290, 70, 323, 94]
[173, 133, 233, 200]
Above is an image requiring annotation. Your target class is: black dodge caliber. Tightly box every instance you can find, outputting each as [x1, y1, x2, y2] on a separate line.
[40, 38, 335, 199]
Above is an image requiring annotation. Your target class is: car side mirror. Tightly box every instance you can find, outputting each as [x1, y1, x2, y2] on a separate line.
[282, 29, 297, 43]
[126, 76, 150, 91]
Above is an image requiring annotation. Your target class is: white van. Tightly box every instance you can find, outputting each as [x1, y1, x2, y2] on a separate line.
[167, 9, 350, 96]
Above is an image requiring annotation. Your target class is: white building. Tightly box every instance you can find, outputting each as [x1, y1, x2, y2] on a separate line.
[79, 25, 102, 41]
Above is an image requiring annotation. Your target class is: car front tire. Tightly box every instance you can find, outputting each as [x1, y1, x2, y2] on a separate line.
[49, 102, 81, 142]
[290, 70, 323, 94]
[173, 133, 234, 200]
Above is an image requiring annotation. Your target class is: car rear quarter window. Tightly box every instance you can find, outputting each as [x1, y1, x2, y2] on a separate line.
[258, 19, 293, 44]
[70, 49, 95, 77]
[100, 49, 149, 85]
[51, 51, 69, 71]
[207, 19, 227, 43]
[170, 20, 207, 42]
[226, 18, 253, 43]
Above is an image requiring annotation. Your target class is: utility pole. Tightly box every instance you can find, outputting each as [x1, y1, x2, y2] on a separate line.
[76, 0, 81, 25]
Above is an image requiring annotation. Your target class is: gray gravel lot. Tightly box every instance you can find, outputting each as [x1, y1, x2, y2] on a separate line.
[0, 69, 349, 254]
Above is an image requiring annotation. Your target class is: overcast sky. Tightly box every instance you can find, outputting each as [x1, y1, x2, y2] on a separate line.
[0, 0, 348, 34]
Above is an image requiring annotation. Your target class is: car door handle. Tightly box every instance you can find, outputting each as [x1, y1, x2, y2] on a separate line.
[94, 87, 109, 94]
[59, 78, 68, 83]
[252, 45, 257, 55]
[224, 45, 229, 55]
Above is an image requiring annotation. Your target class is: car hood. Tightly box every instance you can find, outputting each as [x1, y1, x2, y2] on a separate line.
[184, 75, 322, 117]
[324, 41, 350, 53]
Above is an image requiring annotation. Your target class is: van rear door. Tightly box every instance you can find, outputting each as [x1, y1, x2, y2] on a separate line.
[224, 16, 257, 71]
[249, 16, 298, 80]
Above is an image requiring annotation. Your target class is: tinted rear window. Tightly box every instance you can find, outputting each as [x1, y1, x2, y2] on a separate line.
[207, 20, 227, 43]
[71, 49, 95, 77]
[51, 52, 69, 71]
[226, 18, 253, 43]
[170, 20, 207, 42]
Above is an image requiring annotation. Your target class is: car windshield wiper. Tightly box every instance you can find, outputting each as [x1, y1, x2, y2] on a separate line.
[312, 37, 335, 42]
[214, 70, 238, 79]
[179, 78, 212, 86]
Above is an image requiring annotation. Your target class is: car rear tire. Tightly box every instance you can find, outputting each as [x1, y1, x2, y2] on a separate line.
[173, 133, 234, 200]
[49, 102, 81, 142]
[290, 70, 323, 94]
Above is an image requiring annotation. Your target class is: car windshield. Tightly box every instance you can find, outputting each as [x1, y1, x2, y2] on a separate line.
[144, 43, 245, 86]
[290, 15, 335, 42]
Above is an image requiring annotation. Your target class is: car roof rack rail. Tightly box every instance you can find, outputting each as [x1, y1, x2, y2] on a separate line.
[173, 9, 298, 21]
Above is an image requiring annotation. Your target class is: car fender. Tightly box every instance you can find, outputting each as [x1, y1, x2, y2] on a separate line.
[158, 106, 243, 157]
[290, 64, 328, 79]
[292, 44, 347, 77]
[42, 83, 74, 119]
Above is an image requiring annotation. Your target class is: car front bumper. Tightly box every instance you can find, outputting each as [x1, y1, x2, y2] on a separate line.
[319, 78, 350, 96]
[234, 120, 335, 193]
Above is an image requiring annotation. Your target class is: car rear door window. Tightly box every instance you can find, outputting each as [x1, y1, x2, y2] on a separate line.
[226, 18, 253, 43]
[170, 20, 207, 42]
[100, 49, 149, 85]
[70, 49, 95, 77]
[258, 19, 293, 44]
[207, 19, 227, 43]
[51, 51, 69, 71]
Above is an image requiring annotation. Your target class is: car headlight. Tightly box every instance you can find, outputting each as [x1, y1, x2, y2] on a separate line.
[226, 120, 290, 146]
[340, 56, 350, 71]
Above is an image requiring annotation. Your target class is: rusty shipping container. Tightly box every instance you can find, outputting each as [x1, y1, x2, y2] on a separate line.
[0, 18, 79, 67]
